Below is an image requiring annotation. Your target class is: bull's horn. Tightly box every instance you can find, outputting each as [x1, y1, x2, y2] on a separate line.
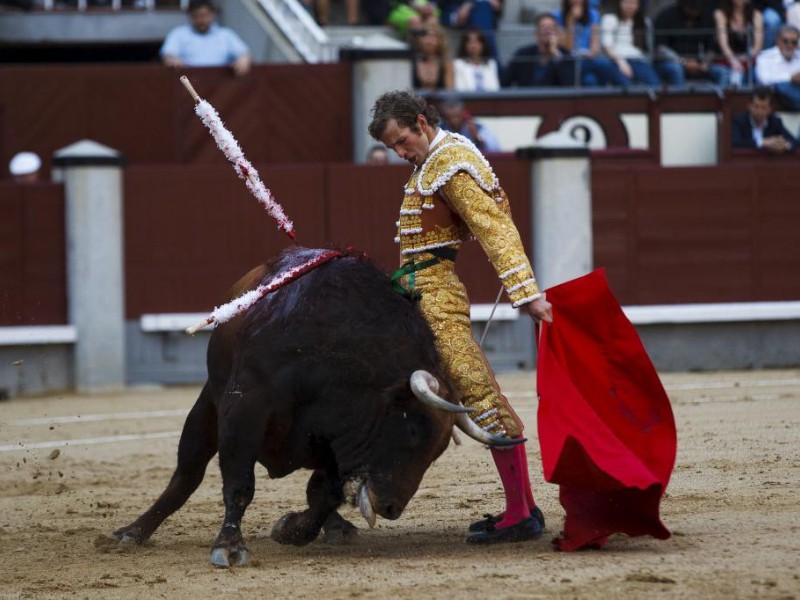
[451, 427, 462, 445]
[410, 371, 474, 413]
[358, 483, 376, 529]
[454, 412, 526, 447]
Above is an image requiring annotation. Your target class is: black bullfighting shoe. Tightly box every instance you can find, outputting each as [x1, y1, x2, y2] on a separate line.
[468, 506, 545, 533]
[465, 516, 543, 545]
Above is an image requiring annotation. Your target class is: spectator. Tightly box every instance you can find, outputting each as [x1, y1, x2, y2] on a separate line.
[654, 0, 727, 86]
[503, 13, 578, 87]
[453, 28, 501, 91]
[388, 0, 440, 39]
[754, 0, 786, 48]
[713, 0, 764, 87]
[755, 24, 800, 109]
[8, 152, 41, 183]
[411, 24, 455, 91]
[366, 145, 390, 164]
[160, 0, 252, 77]
[601, 0, 664, 85]
[732, 86, 798, 152]
[554, 0, 627, 86]
[788, 1, 800, 29]
[439, 97, 502, 152]
[442, 0, 503, 59]
[301, 0, 359, 26]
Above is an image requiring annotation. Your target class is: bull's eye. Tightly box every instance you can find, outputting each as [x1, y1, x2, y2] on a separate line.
[405, 419, 427, 447]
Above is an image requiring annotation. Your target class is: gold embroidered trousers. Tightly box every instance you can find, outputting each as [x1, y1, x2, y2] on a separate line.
[406, 253, 524, 438]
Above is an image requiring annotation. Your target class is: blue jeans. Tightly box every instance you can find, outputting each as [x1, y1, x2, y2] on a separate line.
[623, 58, 662, 86]
[774, 82, 800, 111]
[578, 55, 627, 87]
[655, 59, 685, 86]
[762, 8, 782, 49]
[708, 63, 732, 87]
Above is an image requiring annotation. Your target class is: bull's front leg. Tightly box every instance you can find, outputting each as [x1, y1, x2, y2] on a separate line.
[270, 469, 344, 546]
[112, 383, 218, 546]
[210, 386, 266, 568]
[322, 510, 359, 545]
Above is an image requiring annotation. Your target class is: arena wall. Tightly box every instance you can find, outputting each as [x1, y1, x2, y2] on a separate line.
[2, 63, 800, 395]
[2, 156, 800, 395]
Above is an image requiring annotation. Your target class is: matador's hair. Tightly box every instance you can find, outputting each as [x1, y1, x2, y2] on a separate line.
[368, 90, 440, 141]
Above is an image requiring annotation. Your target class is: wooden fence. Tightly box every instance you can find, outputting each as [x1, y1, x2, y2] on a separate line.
[2, 158, 799, 326]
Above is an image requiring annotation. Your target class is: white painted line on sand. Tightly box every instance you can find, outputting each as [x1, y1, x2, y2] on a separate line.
[505, 392, 535, 398]
[0, 430, 182, 453]
[10, 409, 189, 427]
[663, 379, 800, 391]
[503, 378, 800, 397]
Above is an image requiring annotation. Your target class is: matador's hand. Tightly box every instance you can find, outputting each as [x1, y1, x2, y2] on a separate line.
[521, 294, 552, 323]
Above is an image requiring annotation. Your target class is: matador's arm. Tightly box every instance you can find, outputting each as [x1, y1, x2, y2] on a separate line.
[440, 171, 541, 308]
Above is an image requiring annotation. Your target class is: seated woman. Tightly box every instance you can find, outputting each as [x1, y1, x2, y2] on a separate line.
[601, 0, 663, 85]
[412, 24, 455, 91]
[714, 0, 764, 87]
[554, 0, 627, 86]
[453, 28, 501, 91]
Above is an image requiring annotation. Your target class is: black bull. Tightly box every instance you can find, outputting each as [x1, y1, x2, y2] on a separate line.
[112, 246, 510, 567]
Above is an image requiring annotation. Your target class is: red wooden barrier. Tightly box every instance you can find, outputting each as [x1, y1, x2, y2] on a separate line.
[3, 160, 799, 325]
[0, 183, 67, 325]
[0, 64, 352, 175]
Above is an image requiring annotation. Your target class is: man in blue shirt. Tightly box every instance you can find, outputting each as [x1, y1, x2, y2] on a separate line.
[439, 97, 503, 153]
[161, 0, 252, 77]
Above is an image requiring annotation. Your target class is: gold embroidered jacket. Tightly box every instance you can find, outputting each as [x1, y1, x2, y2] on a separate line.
[395, 132, 541, 307]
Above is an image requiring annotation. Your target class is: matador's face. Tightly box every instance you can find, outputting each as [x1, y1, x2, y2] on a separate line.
[380, 116, 434, 168]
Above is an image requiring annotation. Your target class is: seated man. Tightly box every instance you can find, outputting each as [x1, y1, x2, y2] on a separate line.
[654, 0, 726, 86]
[161, 0, 252, 77]
[503, 13, 578, 87]
[755, 25, 800, 110]
[732, 87, 798, 153]
[439, 97, 502, 153]
[365, 144, 390, 164]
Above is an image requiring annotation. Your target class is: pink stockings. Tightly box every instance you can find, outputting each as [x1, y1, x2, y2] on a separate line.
[490, 441, 536, 529]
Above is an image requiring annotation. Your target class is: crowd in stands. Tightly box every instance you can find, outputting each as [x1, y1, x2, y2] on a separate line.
[295, 0, 800, 110]
[299, 0, 797, 153]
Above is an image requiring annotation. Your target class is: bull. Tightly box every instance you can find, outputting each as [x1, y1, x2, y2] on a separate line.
[112, 246, 519, 566]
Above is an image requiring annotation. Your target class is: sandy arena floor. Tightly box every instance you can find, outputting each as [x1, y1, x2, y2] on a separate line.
[0, 369, 798, 599]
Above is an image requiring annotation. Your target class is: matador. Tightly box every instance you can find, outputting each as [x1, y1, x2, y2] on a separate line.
[368, 91, 553, 544]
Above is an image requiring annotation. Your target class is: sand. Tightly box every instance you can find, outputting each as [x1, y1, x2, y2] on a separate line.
[0, 369, 798, 599]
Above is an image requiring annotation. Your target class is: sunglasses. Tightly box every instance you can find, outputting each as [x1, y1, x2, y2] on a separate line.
[780, 37, 799, 46]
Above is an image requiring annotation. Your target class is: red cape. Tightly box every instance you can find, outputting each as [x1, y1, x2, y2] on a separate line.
[536, 269, 676, 551]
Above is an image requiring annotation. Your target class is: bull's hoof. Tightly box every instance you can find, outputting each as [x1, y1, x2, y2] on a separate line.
[111, 525, 146, 547]
[270, 512, 320, 547]
[323, 518, 358, 545]
[210, 544, 250, 568]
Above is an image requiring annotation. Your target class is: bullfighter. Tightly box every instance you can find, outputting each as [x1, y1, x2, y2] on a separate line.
[368, 90, 554, 544]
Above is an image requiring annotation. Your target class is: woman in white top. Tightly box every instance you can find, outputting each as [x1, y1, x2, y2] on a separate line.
[453, 28, 501, 92]
[600, 0, 661, 85]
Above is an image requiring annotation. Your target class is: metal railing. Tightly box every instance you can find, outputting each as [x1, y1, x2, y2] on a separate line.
[255, 0, 337, 63]
[38, 0, 189, 9]
[486, 25, 760, 90]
